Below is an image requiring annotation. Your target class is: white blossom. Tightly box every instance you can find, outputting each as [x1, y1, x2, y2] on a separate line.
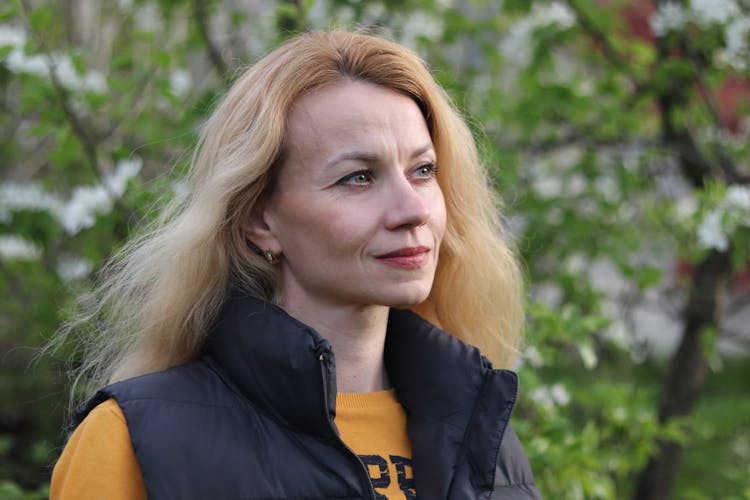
[527, 147, 584, 199]
[5, 49, 49, 78]
[53, 55, 107, 94]
[307, 0, 330, 27]
[725, 185, 750, 214]
[105, 157, 143, 196]
[550, 384, 571, 406]
[169, 69, 192, 98]
[533, 282, 563, 308]
[0, 182, 62, 214]
[0, 235, 42, 261]
[533, 2, 576, 29]
[567, 174, 587, 197]
[605, 318, 631, 350]
[720, 16, 750, 69]
[1, 157, 141, 235]
[651, 0, 746, 49]
[399, 10, 444, 48]
[500, 2, 575, 67]
[617, 203, 636, 222]
[690, 0, 740, 27]
[60, 185, 112, 234]
[696, 185, 750, 251]
[500, 18, 536, 67]
[529, 383, 571, 410]
[675, 195, 698, 220]
[578, 344, 598, 369]
[576, 78, 594, 97]
[524, 345, 545, 368]
[60, 157, 142, 234]
[134, 2, 160, 31]
[595, 175, 620, 202]
[56, 256, 93, 281]
[732, 436, 750, 459]
[649, 2, 687, 37]
[531, 173, 563, 199]
[0, 25, 106, 93]
[0, 25, 25, 48]
[696, 209, 729, 251]
[725, 16, 750, 54]
[362, 2, 387, 22]
[564, 253, 588, 274]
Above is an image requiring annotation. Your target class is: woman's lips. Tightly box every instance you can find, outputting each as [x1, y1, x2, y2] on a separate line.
[376, 246, 430, 269]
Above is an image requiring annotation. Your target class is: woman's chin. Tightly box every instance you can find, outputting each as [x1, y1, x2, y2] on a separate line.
[378, 286, 433, 309]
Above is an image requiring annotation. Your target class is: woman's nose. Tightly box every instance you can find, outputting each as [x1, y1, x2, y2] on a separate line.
[383, 178, 431, 230]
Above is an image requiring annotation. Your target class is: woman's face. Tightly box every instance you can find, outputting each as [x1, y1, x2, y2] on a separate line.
[250, 80, 446, 311]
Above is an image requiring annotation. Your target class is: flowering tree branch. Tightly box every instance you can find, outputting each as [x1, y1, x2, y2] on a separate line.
[16, 1, 138, 228]
[635, 17, 739, 500]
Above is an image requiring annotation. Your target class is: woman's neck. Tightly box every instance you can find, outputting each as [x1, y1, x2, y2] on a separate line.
[279, 298, 390, 394]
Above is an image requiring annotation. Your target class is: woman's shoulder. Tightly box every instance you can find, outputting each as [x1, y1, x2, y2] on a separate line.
[66, 398, 127, 438]
[104, 359, 218, 400]
[97, 357, 249, 410]
[71, 357, 257, 440]
[51, 398, 146, 500]
[87, 397, 126, 420]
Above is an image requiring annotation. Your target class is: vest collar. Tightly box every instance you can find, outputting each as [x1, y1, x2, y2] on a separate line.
[384, 308, 519, 495]
[205, 296, 335, 437]
[206, 295, 518, 495]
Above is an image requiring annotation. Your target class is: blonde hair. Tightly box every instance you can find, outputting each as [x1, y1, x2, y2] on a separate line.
[60, 30, 524, 395]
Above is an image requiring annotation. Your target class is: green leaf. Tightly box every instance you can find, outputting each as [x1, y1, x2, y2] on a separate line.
[27, 5, 55, 33]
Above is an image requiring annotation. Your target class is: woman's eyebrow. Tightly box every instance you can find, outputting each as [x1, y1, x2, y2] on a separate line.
[410, 143, 435, 159]
[326, 142, 435, 168]
[326, 150, 380, 168]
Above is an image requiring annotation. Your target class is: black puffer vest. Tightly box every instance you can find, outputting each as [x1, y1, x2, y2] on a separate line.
[76, 296, 541, 499]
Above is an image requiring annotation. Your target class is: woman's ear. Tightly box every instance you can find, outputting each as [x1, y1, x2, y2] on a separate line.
[242, 207, 281, 255]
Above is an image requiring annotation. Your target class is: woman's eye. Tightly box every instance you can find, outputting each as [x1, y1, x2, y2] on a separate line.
[414, 162, 438, 179]
[337, 170, 373, 185]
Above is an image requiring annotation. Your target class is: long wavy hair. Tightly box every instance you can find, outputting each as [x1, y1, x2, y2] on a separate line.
[58, 30, 524, 396]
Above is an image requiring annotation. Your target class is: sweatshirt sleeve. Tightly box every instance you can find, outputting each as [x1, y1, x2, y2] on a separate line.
[51, 398, 147, 500]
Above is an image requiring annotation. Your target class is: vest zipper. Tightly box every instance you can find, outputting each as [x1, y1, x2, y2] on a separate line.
[318, 350, 378, 500]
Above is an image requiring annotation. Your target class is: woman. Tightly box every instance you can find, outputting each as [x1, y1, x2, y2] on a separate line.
[51, 31, 541, 499]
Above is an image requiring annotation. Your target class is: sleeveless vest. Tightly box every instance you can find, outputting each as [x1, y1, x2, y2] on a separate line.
[76, 296, 541, 499]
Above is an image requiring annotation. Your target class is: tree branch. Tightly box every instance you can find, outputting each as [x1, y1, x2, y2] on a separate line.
[193, 0, 229, 79]
[47, 65, 101, 174]
[692, 69, 750, 184]
[565, 0, 645, 91]
[634, 20, 737, 498]
[17, 1, 138, 224]
[98, 68, 158, 142]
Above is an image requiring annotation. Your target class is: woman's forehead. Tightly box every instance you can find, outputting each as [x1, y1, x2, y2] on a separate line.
[284, 81, 431, 156]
